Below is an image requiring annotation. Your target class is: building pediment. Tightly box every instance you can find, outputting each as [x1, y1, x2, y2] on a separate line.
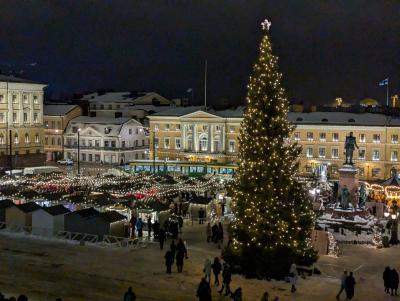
[79, 126, 103, 137]
[180, 110, 220, 119]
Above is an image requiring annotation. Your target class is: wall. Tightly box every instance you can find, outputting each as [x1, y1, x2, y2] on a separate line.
[32, 210, 53, 236]
[5, 207, 26, 228]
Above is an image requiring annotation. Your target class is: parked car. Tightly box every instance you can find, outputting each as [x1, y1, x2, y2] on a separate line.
[57, 159, 74, 166]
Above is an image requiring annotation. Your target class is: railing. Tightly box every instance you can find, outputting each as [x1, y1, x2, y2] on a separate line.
[64, 145, 149, 151]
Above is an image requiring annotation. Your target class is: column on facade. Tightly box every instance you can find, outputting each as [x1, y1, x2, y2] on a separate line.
[182, 123, 186, 150]
[210, 125, 214, 153]
[193, 123, 198, 152]
[221, 125, 225, 153]
[208, 124, 212, 153]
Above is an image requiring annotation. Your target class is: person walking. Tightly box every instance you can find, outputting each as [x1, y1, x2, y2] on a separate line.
[164, 249, 174, 274]
[147, 216, 152, 238]
[170, 240, 176, 263]
[136, 218, 144, 238]
[217, 222, 224, 249]
[218, 262, 232, 296]
[177, 238, 188, 259]
[260, 291, 269, 301]
[159, 228, 166, 250]
[391, 268, 399, 296]
[206, 223, 212, 243]
[203, 258, 212, 283]
[383, 267, 391, 294]
[123, 287, 136, 301]
[345, 271, 356, 300]
[196, 277, 212, 301]
[211, 257, 222, 286]
[289, 263, 298, 293]
[211, 224, 219, 243]
[176, 248, 185, 273]
[336, 270, 348, 299]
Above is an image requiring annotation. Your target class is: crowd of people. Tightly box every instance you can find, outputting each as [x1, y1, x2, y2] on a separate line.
[383, 266, 399, 296]
[336, 271, 356, 300]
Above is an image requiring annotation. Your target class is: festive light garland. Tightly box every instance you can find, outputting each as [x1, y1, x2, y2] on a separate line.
[327, 232, 339, 257]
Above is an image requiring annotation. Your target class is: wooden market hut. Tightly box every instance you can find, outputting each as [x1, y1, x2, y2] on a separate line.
[5, 202, 41, 229]
[32, 205, 70, 237]
[64, 207, 100, 234]
[0, 199, 14, 223]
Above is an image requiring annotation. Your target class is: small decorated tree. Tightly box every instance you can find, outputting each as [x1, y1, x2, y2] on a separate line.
[225, 19, 317, 279]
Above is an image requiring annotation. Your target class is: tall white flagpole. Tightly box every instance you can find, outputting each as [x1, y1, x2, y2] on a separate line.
[204, 59, 207, 109]
[387, 78, 389, 107]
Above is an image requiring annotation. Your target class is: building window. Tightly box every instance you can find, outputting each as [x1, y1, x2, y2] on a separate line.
[154, 138, 159, 148]
[200, 136, 208, 152]
[108, 104, 112, 110]
[51, 121, 55, 128]
[0, 95, 3, 102]
[213, 140, 220, 152]
[187, 137, 193, 150]
[24, 133, 29, 144]
[111, 141, 116, 148]
[33, 112, 38, 123]
[92, 104, 96, 110]
[95, 154, 100, 162]
[228, 140, 235, 153]
[88, 154, 93, 161]
[12, 95, 18, 104]
[332, 133, 339, 142]
[203, 125, 209, 132]
[229, 126, 235, 133]
[0, 134, 4, 145]
[318, 147, 326, 158]
[13, 113, 17, 123]
[372, 168, 381, 178]
[359, 133, 366, 143]
[176, 124, 181, 131]
[122, 141, 126, 148]
[373, 134, 380, 143]
[135, 128, 138, 135]
[116, 104, 120, 109]
[104, 141, 109, 147]
[372, 150, 380, 161]
[331, 148, 339, 159]
[135, 153, 139, 159]
[215, 125, 221, 132]
[13, 133, 19, 144]
[23, 112, 28, 123]
[175, 138, 181, 149]
[23, 95, 28, 104]
[95, 140, 100, 147]
[33, 95, 39, 104]
[58, 138, 61, 145]
[306, 147, 313, 158]
[82, 153, 86, 161]
[0, 113, 4, 123]
[57, 121, 61, 129]
[154, 124, 159, 131]
[294, 132, 300, 141]
[391, 151, 398, 162]
[129, 129, 132, 135]
[104, 127, 112, 134]
[358, 148, 366, 160]
[392, 135, 398, 144]
[319, 132, 326, 141]
[100, 104, 104, 110]
[35, 134, 39, 143]
[307, 132, 313, 141]
[135, 140, 138, 147]
[45, 137, 48, 145]
[165, 124, 170, 131]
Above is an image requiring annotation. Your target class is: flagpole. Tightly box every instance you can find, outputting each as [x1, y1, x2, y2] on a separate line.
[387, 78, 389, 107]
[204, 59, 207, 109]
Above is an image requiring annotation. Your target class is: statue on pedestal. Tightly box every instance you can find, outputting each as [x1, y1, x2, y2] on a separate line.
[344, 132, 359, 165]
[340, 186, 350, 210]
[358, 183, 368, 208]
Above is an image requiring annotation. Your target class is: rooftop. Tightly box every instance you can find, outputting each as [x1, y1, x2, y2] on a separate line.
[43, 205, 70, 216]
[98, 211, 127, 223]
[0, 74, 42, 85]
[16, 202, 41, 213]
[71, 116, 131, 125]
[44, 105, 79, 116]
[288, 112, 389, 126]
[0, 199, 14, 210]
[69, 207, 99, 218]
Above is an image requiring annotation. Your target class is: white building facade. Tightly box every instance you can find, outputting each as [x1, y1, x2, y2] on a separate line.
[64, 116, 149, 164]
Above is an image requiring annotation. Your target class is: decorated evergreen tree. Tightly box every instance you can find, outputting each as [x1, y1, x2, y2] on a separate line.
[225, 20, 317, 279]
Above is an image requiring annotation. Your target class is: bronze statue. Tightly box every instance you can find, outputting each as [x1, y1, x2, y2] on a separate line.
[340, 186, 350, 210]
[344, 132, 359, 165]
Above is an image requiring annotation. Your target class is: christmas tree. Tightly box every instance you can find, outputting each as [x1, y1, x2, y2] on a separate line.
[225, 20, 317, 279]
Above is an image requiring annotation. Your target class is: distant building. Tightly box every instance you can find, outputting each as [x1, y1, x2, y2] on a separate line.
[84, 91, 178, 124]
[0, 75, 47, 167]
[43, 104, 82, 161]
[64, 116, 149, 164]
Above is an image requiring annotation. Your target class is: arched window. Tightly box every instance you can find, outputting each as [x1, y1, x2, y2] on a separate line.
[14, 133, 19, 144]
[187, 135, 193, 151]
[0, 133, 4, 145]
[35, 133, 39, 143]
[199, 135, 208, 152]
[25, 133, 29, 144]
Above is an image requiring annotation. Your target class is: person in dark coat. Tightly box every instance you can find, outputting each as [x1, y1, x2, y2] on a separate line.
[130, 215, 137, 238]
[345, 272, 356, 300]
[147, 216, 152, 238]
[211, 224, 219, 243]
[211, 257, 222, 286]
[231, 287, 242, 301]
[383, 266, 391, 294]
[153, 220, 160, 239]
[177, 238, 188, 258]
[164, 249, 174, 273]
[196, 277, 212, 301]
[217, 222, 224, 248]
[218, 263, 232, 296]
[123, 287, 136, 301]
[391, 268, 399, 296]
[198, 208, 205, 224]
[159, 229, 166, 250]
[136, 218, 144, 238]
[170, 240, 176, 263]
[176, 248, 185, 273]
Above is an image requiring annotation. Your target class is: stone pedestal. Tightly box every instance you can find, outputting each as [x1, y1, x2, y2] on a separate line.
[338, 164, 358, 207]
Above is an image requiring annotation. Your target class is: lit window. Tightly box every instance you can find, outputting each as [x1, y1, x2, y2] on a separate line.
[12, 95, 18, 104]
[23, 112, 28, 123]
[373, 134, 380, 143]
[33, 112, 39, 123]
[358, 149, 366, 160]
[0, 134, 4, 144]
[372, 168, 381, 178]
[35, 134, 39, 143]
[164, 138, 170, 149]
[359, 133, 366, 143]
[13, 113, 17, 123]
[203, 125, 209, 132]
[319, 133, 326, 141]
[154, 124, 159, 131]
[0, 95, 3, 102]
[318, 147, 326, 158]
[33, 95, 39, 104]
[307, 132, 313, 141]
[165, 124, 170, 131]
[331, 148, 339, 159]
[306, 147, 313, 158]
[0, 113, 4, 123]
[24, 133, 29, 144]
[372, 150, 380, 161]
[294, 132, 300, 141]
[176, 124, 181, 131]
[229, 140, 236, 153]
[392, 135, 398, 144]
[175, 138, 181, 149]
[332, 133, 339, 142]
[154, 138, 159, 148]
[13, 133, 19, 144]
[229, 126, 234, 133]
[391, 151, 398, 162]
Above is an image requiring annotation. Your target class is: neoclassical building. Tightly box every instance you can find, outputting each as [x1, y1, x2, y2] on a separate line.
[0, 75, 47, 167]
[148, 107, 400, 180]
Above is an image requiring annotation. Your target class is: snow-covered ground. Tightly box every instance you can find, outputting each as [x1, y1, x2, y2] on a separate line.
[0, 224, 399, 301]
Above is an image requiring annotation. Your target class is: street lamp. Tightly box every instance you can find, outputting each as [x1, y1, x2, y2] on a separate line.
[77, 128, 81, 175]
[385, 201, 399, 245]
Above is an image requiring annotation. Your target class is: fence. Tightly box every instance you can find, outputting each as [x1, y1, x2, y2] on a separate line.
[0, 222, 148, 249]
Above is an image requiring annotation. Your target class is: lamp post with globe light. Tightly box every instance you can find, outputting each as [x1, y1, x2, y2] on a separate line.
[384, 200, 399, 245]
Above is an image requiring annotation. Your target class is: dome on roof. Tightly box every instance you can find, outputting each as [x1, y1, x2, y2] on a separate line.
[360, 98, 379, 107]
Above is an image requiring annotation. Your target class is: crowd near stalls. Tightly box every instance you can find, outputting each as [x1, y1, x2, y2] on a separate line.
[0, 172, 226, 241]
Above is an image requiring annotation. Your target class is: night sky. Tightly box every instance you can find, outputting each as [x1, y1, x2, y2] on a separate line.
[0, 1, 399, 106]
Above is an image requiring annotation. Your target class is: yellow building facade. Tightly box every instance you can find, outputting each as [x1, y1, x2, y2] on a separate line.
[0, 75, 47, 167]
[148, 108, 400, 180]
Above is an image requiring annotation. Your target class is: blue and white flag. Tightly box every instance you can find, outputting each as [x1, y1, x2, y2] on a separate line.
[379, 78, 389, 86]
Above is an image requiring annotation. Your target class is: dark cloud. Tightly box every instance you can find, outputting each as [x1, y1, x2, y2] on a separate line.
[0, 0, 399, 105]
